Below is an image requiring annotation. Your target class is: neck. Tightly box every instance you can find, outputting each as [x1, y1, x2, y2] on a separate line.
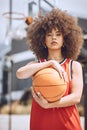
[47, 50, 64, 63]
[47, 57, 64, 63]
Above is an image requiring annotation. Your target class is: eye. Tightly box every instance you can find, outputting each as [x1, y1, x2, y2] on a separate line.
[56, 33, 61, 36]
[47, 33, 51, 36]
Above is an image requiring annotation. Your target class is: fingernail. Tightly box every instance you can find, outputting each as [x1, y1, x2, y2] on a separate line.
[37, 92, 40, 96]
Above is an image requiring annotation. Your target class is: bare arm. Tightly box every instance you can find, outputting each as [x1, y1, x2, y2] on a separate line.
[16, 61, 51, 79]
[32, 61, 83, 109]
[49, 61, 83, 108]
[16, 60, 64, 79]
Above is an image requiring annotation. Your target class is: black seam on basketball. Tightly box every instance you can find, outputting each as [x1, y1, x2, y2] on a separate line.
[33, 84, 66, 87]
[34, 89, 65, 98]
[33, 72, 59, 80]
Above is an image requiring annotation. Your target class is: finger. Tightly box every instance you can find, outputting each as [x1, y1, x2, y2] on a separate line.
[31, 87, 34, 96]
[32, 91, 36, 98]
[37, 92, 41, 97]
[62, 72, 68, 82]
[59, 71, 63, 78]
[58, 69, 64, 79]
[32, 88, 38, 99]
[58, 69, 68, 82]
[37, 92, 45, 100]
[37, 92, 43, 99]
[32, 87, 38, 98]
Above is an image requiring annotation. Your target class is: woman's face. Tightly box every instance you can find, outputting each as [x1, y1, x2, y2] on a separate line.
[45, 28, 64, 51]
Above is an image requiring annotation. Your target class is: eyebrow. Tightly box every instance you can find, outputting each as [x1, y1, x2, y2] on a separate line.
[56, 30, 61, 33]
[47, 29, 61, 34]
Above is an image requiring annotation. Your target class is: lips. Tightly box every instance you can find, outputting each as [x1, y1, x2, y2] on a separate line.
[51, 41, 57, 45]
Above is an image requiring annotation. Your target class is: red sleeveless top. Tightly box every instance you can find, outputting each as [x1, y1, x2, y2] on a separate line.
[30, 58, 82, 130]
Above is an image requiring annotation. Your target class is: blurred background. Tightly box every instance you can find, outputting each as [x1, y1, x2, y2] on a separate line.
[0, 0, 87, 130]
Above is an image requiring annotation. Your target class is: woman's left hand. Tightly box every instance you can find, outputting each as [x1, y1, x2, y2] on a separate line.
[32, 88, 50, 109]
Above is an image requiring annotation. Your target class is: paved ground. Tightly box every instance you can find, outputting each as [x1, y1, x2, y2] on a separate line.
[0, 115, 85, 130]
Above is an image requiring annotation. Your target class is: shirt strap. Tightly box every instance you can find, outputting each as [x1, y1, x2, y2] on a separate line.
[69, 60, 73, 80]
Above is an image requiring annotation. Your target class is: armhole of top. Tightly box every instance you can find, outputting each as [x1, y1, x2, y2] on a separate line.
[70, 60, 73, 80]
[38, 59, 46, 63]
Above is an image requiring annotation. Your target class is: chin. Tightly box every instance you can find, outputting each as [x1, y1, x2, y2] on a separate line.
[50, 47, 59, 50]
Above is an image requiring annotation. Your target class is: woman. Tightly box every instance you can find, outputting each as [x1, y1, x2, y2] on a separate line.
[16, 8, 84, 130]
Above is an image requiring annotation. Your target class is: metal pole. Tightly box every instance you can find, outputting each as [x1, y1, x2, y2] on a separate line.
[9, 0, 12, 28]
[38, 0, 40, 11]
[4, 58, 13, 130]
[8, 0, 12, 129]
[84, 64, 87, 130]
[0, 58, 4, 113]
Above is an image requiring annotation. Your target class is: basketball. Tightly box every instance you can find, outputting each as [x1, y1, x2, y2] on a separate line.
[32, 67, 67, 102]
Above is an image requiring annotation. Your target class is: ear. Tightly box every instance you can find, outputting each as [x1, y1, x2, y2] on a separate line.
[44, 45, 47, 48]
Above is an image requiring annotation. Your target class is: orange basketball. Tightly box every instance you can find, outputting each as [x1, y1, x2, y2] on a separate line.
[32, 67, 67, 102]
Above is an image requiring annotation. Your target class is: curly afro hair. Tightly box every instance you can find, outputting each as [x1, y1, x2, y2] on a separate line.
[27, 8, 83, 60]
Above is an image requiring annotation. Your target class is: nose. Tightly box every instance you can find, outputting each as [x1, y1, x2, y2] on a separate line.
[52, 34, 56, 40]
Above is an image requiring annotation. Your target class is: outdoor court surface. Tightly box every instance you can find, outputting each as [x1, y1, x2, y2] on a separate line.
[0, 115, 84, 130]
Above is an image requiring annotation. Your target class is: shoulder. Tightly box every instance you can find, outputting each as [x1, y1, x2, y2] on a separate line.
[72, 60, 82, 73]
[72, 61, 82, 68]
